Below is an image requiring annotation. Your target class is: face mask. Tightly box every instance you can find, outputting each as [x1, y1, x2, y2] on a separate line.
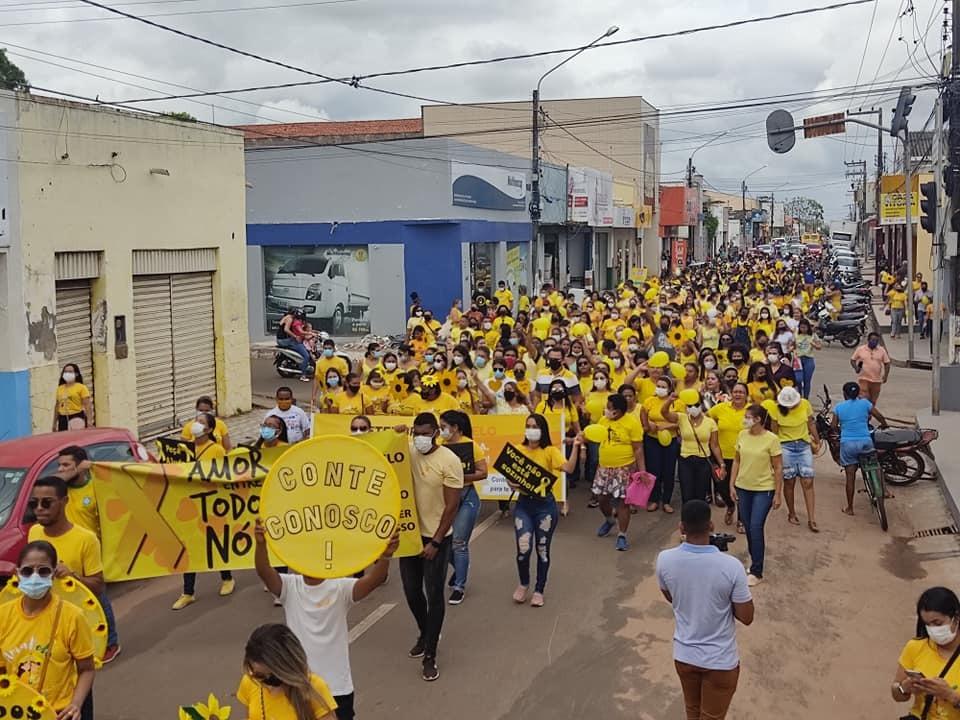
[743, 417, 755, 429]
[277, 400, 292, 410]
[510, 338, 520, 346]
[524, 428, 542, 443]
[611, 314, 620, 321]
[259, 426, 278, 441]
[703, 359, 716, 370]
[494, 370, 505, 380]
[370, 380, 384, 389]
[384, 361, 397, 371]
[867, 339, 879, 349]
[628, 344, 639, 353]
[323, 348, 334, 358]
[687, 406, 702, 418]
[374, 350, 384, 358]
[503, 390, 517, 402]
[424, 354, 434, 364]
[458, 378, 468, 389]
[767, 355, 780, 364]
[453, 355, 464, 366]
[548, 359, 562, 371]
[348, 385, 361, 394]
[483, 323, 492, 331]
[18, 574, 53, 600]
[351, 429, 368, 436]
[551, 334, 562, 342]
[261, 675, 284, 688]
[327, 377, 339, 387]
[475, 357, 487, 368]
[439, 428, 452, 440]
[594, 377, 608, 390]
[732, 357, 744, 366]
[927, 623, 958, 646]
[190, 422, 206, 438]
[433, 360, 446, 370]
[604, 409, 616, 419]
[413, 435, 435, 454]
[612, 359, 623, 369]
[61, 372, 76, 383]
[504, 357, 517, 370]
[550, 389, 565, 399]
[654, 387, 668, 398]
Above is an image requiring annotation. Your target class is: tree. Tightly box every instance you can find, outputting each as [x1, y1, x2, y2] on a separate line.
[162, 111, 198, 122]
[704, 211, 719, 245]
[784, 196, 825, 233]
[0, 49, 29, 91]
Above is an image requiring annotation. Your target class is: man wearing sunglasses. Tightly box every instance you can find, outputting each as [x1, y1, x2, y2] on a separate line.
[27, 476, 104, 597]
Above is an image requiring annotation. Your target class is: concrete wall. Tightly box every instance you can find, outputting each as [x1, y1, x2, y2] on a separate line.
[0, 91, 251, 437]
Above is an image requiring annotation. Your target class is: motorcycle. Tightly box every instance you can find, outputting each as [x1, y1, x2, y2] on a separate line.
[815, 308, 863, 348]
[815, 385, 938, 485]
[274, 345, 316, 379]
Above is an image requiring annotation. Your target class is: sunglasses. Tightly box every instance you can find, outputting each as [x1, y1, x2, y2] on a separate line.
[28, 497, 57, 510]
[18, 565, 53, 578]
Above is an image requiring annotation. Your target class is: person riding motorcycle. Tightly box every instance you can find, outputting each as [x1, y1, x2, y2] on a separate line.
[277, 308, 314, 382]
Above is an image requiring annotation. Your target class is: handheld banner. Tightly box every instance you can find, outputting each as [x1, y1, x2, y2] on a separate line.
[311, 413, 566, 502]
[445, 442, 476, 475]
[492, 443, 558, 498]
[156, 437, 196, 463]
[260, 436, 401, 578]
[0, 676, 55, 720]
[0, 577, 108, 663]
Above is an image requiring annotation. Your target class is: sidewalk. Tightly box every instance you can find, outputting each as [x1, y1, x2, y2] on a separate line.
[917, 408, 960, 527]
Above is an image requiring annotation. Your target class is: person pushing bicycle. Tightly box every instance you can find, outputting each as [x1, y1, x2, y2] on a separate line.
[832, 381, 890, 516]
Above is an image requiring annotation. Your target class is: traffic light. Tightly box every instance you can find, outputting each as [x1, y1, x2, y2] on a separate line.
[890, 86, 916, 137]
[920, 181, 937, 235]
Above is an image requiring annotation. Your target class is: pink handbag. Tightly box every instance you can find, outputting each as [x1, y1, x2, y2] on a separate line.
[625, 470, 656, 508]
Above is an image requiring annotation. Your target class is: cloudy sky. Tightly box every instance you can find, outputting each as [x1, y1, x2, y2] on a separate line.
[4, 0, 946, 219]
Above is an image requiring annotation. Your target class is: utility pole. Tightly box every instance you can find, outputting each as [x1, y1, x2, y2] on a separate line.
[845, 160, 868, 252]
[847, 109, 883, 256]
[770, 192, 775, 240]
[902, 123, 916, 363]
[934, 89, 944, 413]
[530, 87, 541, 290]
[741, 181, 747, 247]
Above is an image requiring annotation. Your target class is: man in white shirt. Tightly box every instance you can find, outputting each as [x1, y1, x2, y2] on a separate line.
[264, 386, 311, 442]
[656, 500, 754, 720]
[254, 521, 398, 720]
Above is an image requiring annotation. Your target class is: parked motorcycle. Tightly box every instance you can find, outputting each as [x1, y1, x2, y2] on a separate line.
[815, 308, 863, 348]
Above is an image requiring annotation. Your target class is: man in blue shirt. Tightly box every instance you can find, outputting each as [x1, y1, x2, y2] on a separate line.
[832, 381, 888, 516]
[656, 500, 754, 720]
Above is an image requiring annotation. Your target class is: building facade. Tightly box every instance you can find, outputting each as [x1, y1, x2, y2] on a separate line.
[0, 92, 251, 439]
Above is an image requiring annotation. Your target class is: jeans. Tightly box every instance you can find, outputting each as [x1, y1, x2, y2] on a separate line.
[678, 456, 713, 505]
[278, 337, 311, 374]
[334, 693, 355, 720]
[449, 485, 480, 591]
[795, 356, 816, 399]
[514, 495, 559, 593]
[182, 570, 233, 595]
[644, 435, 678, 505]
[890, 307, 904, 336]
[98, 589, 119, 647]
[567, 440, 599, 488]
[675, 661, 740, 720]
[737, 488, 774, 578]
[399, 536, 451, 658]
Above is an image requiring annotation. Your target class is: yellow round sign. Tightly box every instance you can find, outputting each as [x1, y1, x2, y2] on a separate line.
[0, 675, 56, 720]
[260, 435, 401, 578]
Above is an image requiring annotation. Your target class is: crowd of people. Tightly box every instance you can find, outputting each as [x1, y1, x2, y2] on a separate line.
[12, 247, 923, 720]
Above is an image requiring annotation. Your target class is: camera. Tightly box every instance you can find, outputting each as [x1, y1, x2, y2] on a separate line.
[709, 532, 737, 552]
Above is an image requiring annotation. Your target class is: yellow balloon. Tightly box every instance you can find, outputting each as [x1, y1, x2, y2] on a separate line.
[657, 429, 674, 447]
[648, 351, 670, 368]
[583, 424, 607, 444]
[669, 361, 686, 379]
[261, 436, 401, 578]
[678, 388, 701, 406]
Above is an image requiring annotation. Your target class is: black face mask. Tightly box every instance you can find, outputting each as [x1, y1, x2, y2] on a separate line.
[732, 357, 744, 366]
[550, 390, 565, 399]
[503, 390, 516, 402]
[548, 358, 562, 371]
[261, 675, 283, 687]
[660, 323, 670, 332]
[348, 385, 361, 394]
[514, 370, 525, 379]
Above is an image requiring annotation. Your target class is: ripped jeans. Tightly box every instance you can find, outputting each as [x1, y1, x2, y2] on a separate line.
[449, 485, 480, 591]
[514, 494, 559, 594]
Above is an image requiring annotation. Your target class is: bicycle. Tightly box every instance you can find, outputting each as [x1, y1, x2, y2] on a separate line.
[858, 449, 888, 532]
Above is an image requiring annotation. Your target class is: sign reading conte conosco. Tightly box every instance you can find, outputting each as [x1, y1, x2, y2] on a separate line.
[260, 436, 402, 578]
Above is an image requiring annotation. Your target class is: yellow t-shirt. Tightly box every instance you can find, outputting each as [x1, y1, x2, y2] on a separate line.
[518, 295, 531, 312]
[195, 439, 227, 461]
[65, 479, 99, 537]
[748, 381, 777, 405]
[408, 444, 465, 536]
[332, 390, 366, 416]
[641, 395, 683, 425]
[531, 315, 553, 340]
[494, 288, 514, 309]
[0, 598, 95, 711]
[898, 638, 960, 720]
[56, 383, 91, 417]
[515, 444, 566, 476]
[762, 399, 813, 442]
[707, 402, 748, 460]
[314, 355, 350, 381]
[418, 393, 460, 418]
[584, 391, 611, 424]
[734, 429, 782, 491]
[634, 377, 657, 404]
[28, 524, 102, 579]
[677, 414, 717, 458]
[237, 673, 337, 720]
[362, 386, 390, 414]
[181, 417, 229, 444]
[597, 413, 644, 468]
[888, 290, 908, 310]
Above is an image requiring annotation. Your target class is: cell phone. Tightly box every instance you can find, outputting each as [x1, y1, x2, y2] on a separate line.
[905, 670, 925, 679]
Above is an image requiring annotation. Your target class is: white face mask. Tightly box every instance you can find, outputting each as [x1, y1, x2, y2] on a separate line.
[687, 406, 702, 418]
[743, 417, 755, 429]
[62, 372, 76, 384]
[439, 428, 452, 440]
[457, 378, 468, 389]
[594, 377, 608, 390]
[453, 356, 464, 366]
[434, 360, 446, 370]
[654, 387, 669, 398]
[612, 359, 623, 368]
[351, 429, 368, 436]
[190, 421, 206, 438]
[767, 355, 780, 364]
[413, 435, 435, 454]
[703, 359, 717, 370]
[483, 323, 492, 330]
[524, 428, 541, 443]
[384, 362, 397, 371]
[927, 622, 958, 646]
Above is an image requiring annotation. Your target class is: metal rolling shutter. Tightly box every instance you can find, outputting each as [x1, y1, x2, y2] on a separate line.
[133, 276, 176, 436]
[171, 273, 217, 423]
[54, 281, 95, 396]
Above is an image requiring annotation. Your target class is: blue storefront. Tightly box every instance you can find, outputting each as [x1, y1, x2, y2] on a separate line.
[244, 138, 532, 339]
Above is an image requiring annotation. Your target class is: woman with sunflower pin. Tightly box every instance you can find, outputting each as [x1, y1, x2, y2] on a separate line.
[362, 369, 390, 415]
[387, 372, 419, 416]
[0, 540, 96, 720]
[417, 374, 459, 417]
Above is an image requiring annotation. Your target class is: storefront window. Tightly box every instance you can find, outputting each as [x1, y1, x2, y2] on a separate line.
[470, 242, 496, 300]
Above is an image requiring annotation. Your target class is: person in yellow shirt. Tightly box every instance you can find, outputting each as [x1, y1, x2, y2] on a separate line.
[763, 386, 820, 533]
[493, 280, 514, 311]
[315, 338, 351, 380]
[887, 283, 908, 339]
[238, 623, 338, 720]
[0, 540, 96, 718]
[362, 369, 390, 414]
[330, 373, 366, 415]
[315, 368, 345, 413]
[53, 363, 93, 432]
[181, 395, 232, 451]
[517, 285, 531, 312]
[530, 309, 554, 340]
[707, 382, 750, 526]
[641, 375, 682, 513]
[417, 379, 459, 417]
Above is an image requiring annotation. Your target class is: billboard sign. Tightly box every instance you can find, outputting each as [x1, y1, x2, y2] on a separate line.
[880, 174, 919, 226]
[568, 167, 614, 226]
[452, 162, 527, 211]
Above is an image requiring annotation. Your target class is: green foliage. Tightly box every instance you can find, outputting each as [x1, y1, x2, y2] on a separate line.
[784, 196, 826, 233]
[0, 48, 29, 91]
[163, 111, 198, 122]
[704, 212, 719, 242]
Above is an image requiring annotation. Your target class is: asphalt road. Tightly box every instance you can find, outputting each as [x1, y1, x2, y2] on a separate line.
[98, 346, 960, 720]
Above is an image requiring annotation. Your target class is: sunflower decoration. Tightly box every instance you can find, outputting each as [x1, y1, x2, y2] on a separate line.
[179, 694, 232, 720]
[94, 622, 107, 636]
[84, 597, 97, 610]
[437, 370, 457, 394]
[390, 375, 411, 401]
[669, 327, 686, 348]
[60, 577, 77, 592]
[420, 374, 440, 390]
[0, 674, 15, 698]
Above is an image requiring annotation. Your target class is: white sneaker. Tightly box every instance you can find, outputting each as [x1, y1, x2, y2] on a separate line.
[747, 573, 762, 587]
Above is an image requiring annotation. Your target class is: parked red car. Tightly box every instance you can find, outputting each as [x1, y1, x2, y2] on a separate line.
[0, 428, 150, 578]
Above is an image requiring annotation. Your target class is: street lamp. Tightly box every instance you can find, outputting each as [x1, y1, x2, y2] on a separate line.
[739, 165, 766, 250]
[687, 131, 728, 187]
[530, 25, 619, 289]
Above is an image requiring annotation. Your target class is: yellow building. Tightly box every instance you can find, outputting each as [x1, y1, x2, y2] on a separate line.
[0, 91, 251, 438]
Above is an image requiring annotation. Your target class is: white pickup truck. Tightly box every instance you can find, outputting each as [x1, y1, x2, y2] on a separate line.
[266, 254, 370, 334]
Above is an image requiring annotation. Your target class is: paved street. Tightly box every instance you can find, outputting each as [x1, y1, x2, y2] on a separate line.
[97, 345, 959, 720]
